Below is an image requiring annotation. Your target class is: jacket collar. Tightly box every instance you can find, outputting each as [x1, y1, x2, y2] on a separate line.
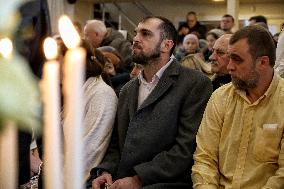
[128, 59, 180, 115]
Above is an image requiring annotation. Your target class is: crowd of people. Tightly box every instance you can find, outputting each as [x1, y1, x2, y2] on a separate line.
[19, 8, 284, 189]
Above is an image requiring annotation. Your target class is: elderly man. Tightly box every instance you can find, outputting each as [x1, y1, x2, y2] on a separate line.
[87, 16, 212, 189]
[84, 20, 132, 69]
[220, 14, 234, 34]
[210, 34, 232, 90]
[192, 25, 284, 188]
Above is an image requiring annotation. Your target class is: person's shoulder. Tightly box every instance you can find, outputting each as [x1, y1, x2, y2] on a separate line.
[178, 22, 188, 29]
[197, 21, 206, 27]
[205, 83, 234, 109]
[118, 77, 138, 95]
[123, 76, 138, 87]
[211, 82, 234, 101]
[214, 82, 234, 94]
[181, 53, 207, 66]
[97, 79, 118, 98]
[179, 64, 210, 82]
[182, 53, 195, 59]
[175, 65, 212, 94]
[103, 28, 126, 45]
[108, 29, 125, 40]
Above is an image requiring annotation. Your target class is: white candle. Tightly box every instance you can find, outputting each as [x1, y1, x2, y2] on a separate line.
[42, 37, 63, 189]
[59, 15, 85, 189]
[0, 121, 17, 189]
[0, 38, 17, 189]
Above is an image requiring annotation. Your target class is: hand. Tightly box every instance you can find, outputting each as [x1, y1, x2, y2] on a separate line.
[30, 150, 42, 176]
[92, 172, 113, 189]
[109, 175, 142, 189]
[104, 62, 116, 76]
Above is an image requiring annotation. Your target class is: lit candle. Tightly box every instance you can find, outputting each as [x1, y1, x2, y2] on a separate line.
[0, 38, 13, 59]
[59, 15, 85, 189]
[42, 37, 63, 189]
[0, 38, 17, 189]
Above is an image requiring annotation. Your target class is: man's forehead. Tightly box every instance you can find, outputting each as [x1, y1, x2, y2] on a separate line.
[222, 17, 232, 21]
[136, 18, 162, 31]
[85, 24, 95, 33]
[187, 14, 196, 19]
[228, 38, 248, 51]
[214, 34, 231, 48]
[214, 38, 228, 50]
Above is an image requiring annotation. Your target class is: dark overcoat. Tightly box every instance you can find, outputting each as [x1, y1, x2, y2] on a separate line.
[95, 60, 213, 189]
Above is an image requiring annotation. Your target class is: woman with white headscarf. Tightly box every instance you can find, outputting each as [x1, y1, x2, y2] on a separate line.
[180, 34, 213, 78]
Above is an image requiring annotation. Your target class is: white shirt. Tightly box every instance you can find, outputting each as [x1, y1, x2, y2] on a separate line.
[137, 57, 174, 108]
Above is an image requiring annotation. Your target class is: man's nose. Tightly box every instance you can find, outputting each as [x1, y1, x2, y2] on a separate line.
[133, 33, 140, 42]
[209, 51, 217, 61]
[227, 59, 235, 71]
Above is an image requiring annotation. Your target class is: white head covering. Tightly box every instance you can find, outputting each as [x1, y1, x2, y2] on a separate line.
[183, 34, 199, 48]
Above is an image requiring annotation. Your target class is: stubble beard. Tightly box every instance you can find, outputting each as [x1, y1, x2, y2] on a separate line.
[132, 42, 161, 66]
[231, 63, 260, 90]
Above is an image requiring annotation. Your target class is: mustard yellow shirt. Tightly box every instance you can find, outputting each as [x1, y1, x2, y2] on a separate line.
[192, 73, 284, 189]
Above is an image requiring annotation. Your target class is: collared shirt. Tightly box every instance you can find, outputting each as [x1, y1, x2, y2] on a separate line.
[192, 73, 284, 189]
[137, 57, 173, 108]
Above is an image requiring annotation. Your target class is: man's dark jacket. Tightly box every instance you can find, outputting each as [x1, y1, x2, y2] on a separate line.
[90, 60, 213, 188]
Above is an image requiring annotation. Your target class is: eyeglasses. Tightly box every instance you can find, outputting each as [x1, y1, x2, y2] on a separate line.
[212, 49, 228, 57]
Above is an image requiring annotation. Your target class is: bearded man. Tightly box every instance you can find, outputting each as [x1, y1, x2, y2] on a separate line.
[192, 25, 284, 189]
[86, 16, 212, 189]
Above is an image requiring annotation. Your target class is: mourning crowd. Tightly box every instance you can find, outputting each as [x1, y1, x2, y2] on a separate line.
[21, 10, 284, 189]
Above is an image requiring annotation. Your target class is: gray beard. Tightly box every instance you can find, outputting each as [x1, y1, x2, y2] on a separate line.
[231, 71, 259, 90]
[231, 60, 260, 90]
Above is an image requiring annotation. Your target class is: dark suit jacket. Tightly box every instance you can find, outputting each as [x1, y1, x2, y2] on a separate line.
[92, 60, 213, 188]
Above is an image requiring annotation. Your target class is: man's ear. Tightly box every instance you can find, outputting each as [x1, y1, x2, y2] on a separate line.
[256, 56, 271, 71]
[258, 56, 270, 66]
[161, 40, 174, 53]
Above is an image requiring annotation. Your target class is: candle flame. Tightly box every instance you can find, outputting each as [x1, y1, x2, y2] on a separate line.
[44, 37, 58, 60]
[0, 38, 13, 58]
[58, 15, 81, 49]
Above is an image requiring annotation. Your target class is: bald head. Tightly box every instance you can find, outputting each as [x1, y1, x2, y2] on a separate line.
[84, 20, 107, 48]
[210, 34, 232, 75]
[215, 34, 232, 50]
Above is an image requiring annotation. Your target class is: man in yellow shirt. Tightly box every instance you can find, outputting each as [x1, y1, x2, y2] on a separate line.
[192, 25, 284, 189]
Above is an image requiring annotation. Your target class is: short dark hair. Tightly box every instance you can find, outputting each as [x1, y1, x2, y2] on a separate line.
[140, 16, 177, 55]
[249, 15, 267, 24]
[187, 11, 197, 17]
[222, 14, 234, 23]
[229, 25, 276, 66]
